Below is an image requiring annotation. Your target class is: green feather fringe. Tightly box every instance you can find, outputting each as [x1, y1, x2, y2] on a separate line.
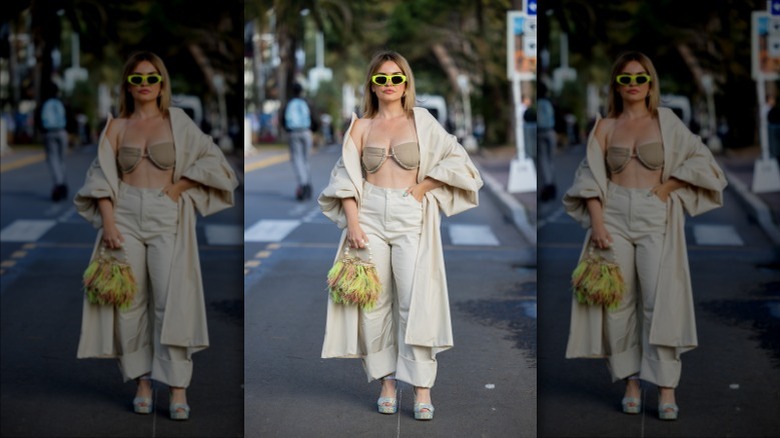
[571, 253, 625, 311]
[326, 255, 382, 311]
[82, 254, 137, 310]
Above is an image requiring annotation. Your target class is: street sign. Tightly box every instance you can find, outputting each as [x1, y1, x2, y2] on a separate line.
[507, 11, 536, 80]
[752, 11, 780, 80]
[772, 0, 780, 15]
[524, 0, 537, 16]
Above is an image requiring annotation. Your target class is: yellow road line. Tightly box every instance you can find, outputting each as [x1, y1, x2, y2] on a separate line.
[245, 153, 289, 172]
[0, 153, 45, 173]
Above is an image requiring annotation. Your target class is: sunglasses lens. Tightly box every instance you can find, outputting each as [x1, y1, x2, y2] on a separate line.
[128, 76, 142, 85]
[616, 76, 630, 85]
[146, 75, 161, 85]
[391, 75, 405, 85]
[635, 75, 648, 85]
[372, 75, 387, 85]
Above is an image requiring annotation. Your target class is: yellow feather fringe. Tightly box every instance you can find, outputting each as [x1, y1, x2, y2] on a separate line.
[82, 253, 137, 310]
[571, 251, 625, 311]
[326, 254, 381, 311]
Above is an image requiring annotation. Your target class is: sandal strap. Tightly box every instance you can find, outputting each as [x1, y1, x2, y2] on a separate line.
[414, 402, 434, 412]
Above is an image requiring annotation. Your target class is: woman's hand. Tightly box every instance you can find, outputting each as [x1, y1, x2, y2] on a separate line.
[102, 223, 125, 250]
[163, 184, 182, 202]
[404, 185, 425, 202]
[405, 177, 444, 202]
[346, 223, 369, 249]
[164, 177, 199, 202]
[590, 223, 613, 250]
[651, 177, 687, 203]
[650, 184, 670, 202]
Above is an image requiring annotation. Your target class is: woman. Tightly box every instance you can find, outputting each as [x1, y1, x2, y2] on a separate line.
[74, 51, 238, 420]
[563, 51, 727, 420]
[318, 50, 482, 420]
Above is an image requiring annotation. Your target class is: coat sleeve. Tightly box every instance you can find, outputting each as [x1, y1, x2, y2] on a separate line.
[666, 117, 727, 217]
[423, 124, 483, 217]
[562, 156, 602, 229]
[178, 119, 239, 217]
[318, 156, 358, 229]
[74, 157, 112, 228]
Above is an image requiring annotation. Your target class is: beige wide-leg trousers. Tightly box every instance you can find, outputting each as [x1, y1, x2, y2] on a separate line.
[113, 181, 192, 388]
[358, 181, 437, 388]
[601, 182, 681, 388]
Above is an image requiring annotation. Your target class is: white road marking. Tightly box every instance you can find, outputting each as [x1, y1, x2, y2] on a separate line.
[693, 224, 744, 246]
[244, 219, 301, 242]
[204, 224, 243, 246]
[0, 219, 57, 242]
[448, 224, 500, 246]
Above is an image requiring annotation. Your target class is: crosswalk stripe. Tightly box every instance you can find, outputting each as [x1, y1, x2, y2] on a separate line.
[693, 224, 744, 246]
[204, 224, 243, 246]
[448, 224, 500, 246]
[244, 219, 301, 242]
[0, 219, 57, 242]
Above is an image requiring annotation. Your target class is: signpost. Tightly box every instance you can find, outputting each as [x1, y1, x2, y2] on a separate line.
[751, 10, 780, 192]
[506, 9, 537, 193]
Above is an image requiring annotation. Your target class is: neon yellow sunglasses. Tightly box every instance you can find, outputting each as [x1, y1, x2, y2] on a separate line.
[615, 74, 651, 86]
[127, 74, 163, 86]
[371, 74, 407, 86]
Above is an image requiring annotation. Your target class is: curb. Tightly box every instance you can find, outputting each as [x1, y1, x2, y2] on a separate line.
[723, 168, 780, 247]
[474, 161, 537, 246]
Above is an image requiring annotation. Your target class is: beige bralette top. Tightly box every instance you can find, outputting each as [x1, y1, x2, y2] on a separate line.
[117, 142, 176, 173]
[361, 117, 420, 173]
[362, 142, 420, 173]
[606, 142, 664, 173]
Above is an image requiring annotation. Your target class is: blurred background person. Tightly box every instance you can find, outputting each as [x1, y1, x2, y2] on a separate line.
[40, 82, 69, 201]
[537, 81, 557, 201]
[283, 82, 315, 201]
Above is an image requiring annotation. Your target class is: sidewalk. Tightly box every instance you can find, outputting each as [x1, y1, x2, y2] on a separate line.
[474, 144, 780, 247]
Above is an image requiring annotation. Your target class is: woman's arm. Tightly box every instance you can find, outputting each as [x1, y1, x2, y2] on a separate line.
[342, 197, 368, 249]
[652, 177, 688, 202]
[97, 198, 123, 249]
[164, 177, 200, 201]
[407, 177, 444, 202]
[586, 197, 612, 249]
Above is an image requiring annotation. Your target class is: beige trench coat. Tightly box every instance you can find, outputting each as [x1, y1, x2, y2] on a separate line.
[318, 107, 483, 358]
[74, 107, 238, 359]
[563, 107, 727, 358]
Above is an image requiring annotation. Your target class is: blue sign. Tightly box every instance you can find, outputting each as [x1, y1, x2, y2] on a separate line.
[773, 0, 780, 16]
[525, 0, 537, 16]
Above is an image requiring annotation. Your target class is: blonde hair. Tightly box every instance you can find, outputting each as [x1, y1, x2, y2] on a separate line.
[607, 51, 660, 118]
[361, 50, 416, 119]
[118, 51, 172, 118]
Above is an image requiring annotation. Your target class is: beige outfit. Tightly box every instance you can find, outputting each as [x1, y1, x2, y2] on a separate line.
[74, 107, 238, 387]
[359, 181, 436, 387]
[318, 107, 483, 386]
[563, 108, 727, 387]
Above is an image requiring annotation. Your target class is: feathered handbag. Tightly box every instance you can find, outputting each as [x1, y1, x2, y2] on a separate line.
[326, 244, 382, 311]
[82, 246, 137, 310]
[571, 245, 625, 311]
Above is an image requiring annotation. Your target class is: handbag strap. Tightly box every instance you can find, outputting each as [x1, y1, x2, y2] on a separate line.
[587, 242, 618, 264]
[343, 242, 373, 263]
[100, 244, 131, 263]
